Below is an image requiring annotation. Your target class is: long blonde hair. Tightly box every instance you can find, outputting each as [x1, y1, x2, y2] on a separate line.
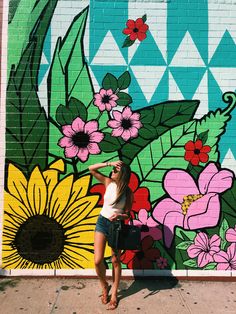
[112, 163, 133, 211]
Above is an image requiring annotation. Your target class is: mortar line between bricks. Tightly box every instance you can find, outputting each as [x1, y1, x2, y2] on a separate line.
[50, 287, 62, 314]
[177, 289, 192, 314]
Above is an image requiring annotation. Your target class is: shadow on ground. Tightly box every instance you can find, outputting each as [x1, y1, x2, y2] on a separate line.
[118, 276, 179, 301]
[0, 279, 20, 292]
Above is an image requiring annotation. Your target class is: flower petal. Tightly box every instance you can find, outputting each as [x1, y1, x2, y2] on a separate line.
[187, 244, 204, 259]
[84, 120, 98, 135]
[65, 145, 79, 158]
[4, 192, 30, 220]
[135, 18, 144, 28]
[111, 127, 124, 137]
[164, 170, 199, 203]
[138, 208, 148, 224]
[27, 167, 47, 215]
[195, 139, 203, 150]
[113, 110, 122, 121]
[214, 251, 229, 263]
[139, 24, 149, 32]
[226, 227, 236, 243]
[107, 120, 121, 128]
[123, 28, 132, 35]
[7, 164, 28, 206]
[153, 198, 182, 224]
[207, 169, 234, 194]
[126, 19, 135, 29]
[89, 131, 104, 143]
[58, 136, 73, 148]
[122, 106, 132, 119]
[194, 232, 209, 249]
[199, 153, 209, 163]
[121, 129, 131, 141]
[163, 211, 184, 248]
[185, 140, 195, 151]
[87, 142, 101, 155]
[62, 125, 75, 137]
[186, 194, 220, 230]
[72, 117, 85, 132]
[227, 243, 236, 261]
[184, 150, 195, 161]
[198, 163, 219, 194]
[201, 145, 211, 153]
[129, 127, 139, 138]
[198, 251, 213, 268]
[77, 148, 89, 162]
[137, 32, 147, 41]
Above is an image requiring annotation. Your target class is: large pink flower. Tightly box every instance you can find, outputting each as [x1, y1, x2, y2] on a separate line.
[132, 209, 162, 241]
[94, 89, 118, 112]
[226, 225, 236, 243]
[107, 106, 142, 141]
[214, 243, 236, 270]
[58, 117, 104, 162]
[153, 163, 234, 248]
[187, 232, 221, 267]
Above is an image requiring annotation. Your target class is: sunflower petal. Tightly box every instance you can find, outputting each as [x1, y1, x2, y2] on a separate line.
[4, 191, 30, 220]
[68, 175, 91, 205]
[48, 159, 65, 172]
[42, 170, 59, 205]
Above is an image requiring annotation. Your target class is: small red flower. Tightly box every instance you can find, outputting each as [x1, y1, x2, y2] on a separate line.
[184, 139, 211, 166]
[123, 18, 149, 41]
[120, 236, 160, 269]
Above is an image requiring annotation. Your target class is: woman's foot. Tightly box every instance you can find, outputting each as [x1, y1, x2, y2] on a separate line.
[107, 297, 118, 310]
[101, 282, 110, 304]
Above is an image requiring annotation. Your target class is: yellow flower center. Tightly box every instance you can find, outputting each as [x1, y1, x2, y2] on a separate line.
[181, 194, 203, 215]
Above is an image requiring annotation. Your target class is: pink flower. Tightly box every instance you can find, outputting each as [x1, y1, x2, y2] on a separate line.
[132, 208, 162, 241]
[214, 243, 236, 270]
[153, 163, 234, 248]
[157, 257, 168, 269]
[226, 225, 236, 243]
[107, 106, 142, 141]
[58, 117, 104, 162]
[187, 232, 221, 267]
[94, 89, 118, 112]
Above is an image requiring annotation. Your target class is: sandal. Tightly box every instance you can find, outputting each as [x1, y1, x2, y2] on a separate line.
[107, 299, 118, 310]
[101, 283, 111, 305]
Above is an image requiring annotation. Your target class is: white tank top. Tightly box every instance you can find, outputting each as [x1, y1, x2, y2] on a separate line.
[100, 182, 126, 219]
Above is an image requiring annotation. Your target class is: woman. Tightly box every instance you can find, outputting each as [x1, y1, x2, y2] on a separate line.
[89, 160, 133, 310]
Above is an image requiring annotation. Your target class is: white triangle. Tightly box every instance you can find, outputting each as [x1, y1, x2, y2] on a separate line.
[168, 71, 184, 100]
[41, 52, 49, 65]
[210, 67, 236, 93]
[88, 66, 100, 91]
[131, 66, 166, 102]
[91, 31, 127, 66]
[170, 31, 205, 67]
[193, 71, 209, 119]
[128, 40, 140, 65]
[38, 68, 50, 115]
[221, 149, 236, 176]
[208, 3, 236, 61]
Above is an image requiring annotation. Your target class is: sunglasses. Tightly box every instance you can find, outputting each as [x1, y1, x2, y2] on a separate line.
[113, 167, 119, 173]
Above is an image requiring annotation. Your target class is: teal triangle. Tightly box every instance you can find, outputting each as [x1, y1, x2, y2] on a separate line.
[130, 31, 166, 66]
[90, 65, 127, 88]
[170, 67, 206, 99]
[150, 69, 169, 105]
[209, 30, 236, 67]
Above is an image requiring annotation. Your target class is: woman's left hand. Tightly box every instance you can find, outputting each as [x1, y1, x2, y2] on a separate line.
[109, 213, 120, 221]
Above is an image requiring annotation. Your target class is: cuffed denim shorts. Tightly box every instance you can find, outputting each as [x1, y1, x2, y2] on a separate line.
[95, 214, 111, 237]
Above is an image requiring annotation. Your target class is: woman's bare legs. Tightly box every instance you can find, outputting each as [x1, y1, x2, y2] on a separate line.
[108, 248, 121, 309]
[94, 231, 109, 303]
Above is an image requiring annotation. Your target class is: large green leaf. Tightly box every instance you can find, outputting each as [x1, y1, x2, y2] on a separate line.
[131, 121, 197, 202]
[8, 0, 58, 80]
[6, 42, 48, 175]
[48, 6, 93, 120]
[121, 100, 199, 164]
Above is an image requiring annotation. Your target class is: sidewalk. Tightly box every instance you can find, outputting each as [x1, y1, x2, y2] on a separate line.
[0, 277, 236, 314]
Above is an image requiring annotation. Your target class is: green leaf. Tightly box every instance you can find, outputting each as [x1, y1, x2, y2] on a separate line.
[56, 98, 87, 126]
[8, 0, 58, 84]
[203, 262, 217, 270]
[99, 133, 122, 152]
[121, 100, 199, 164]
[130, 121, 197, 202]
[186, 164, 204, 180]
[176, 241, 193, 250]
[122, 36, 135, 48]
[183, 259, 198, 268]
[117, 71, 131, 90]
[153, 240, 176, 270]
[219, 218, 230, 250]
[48, 7, 93, 121]
[116, 92, 132, 106]
[175, 228, 197, 241]
[102, 73, 118, 92]
[196, 130, 209, 145]
[142, 14, 147, 23]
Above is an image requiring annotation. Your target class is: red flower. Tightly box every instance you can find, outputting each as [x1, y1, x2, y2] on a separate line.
[90, 172, 151, 216]
[123, 18, 149, 41]
[184, 139, 211, 166]
[120, 236, 160, 269]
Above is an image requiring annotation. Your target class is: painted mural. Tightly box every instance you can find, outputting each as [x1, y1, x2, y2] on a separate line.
[2, 0, 236, 272]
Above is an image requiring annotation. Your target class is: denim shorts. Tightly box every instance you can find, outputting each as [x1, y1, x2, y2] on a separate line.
[95, 214, 111, 237]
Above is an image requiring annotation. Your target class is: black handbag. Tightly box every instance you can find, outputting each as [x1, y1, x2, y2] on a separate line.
[108, 219, 141, 250]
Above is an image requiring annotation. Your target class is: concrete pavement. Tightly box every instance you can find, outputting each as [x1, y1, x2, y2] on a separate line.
[0, 277, 236, 314]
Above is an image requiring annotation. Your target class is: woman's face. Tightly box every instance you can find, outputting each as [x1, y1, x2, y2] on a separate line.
[111, 167, 120, 181]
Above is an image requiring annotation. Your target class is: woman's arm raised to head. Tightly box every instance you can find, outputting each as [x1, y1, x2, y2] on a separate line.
[89, 162, 111, 186]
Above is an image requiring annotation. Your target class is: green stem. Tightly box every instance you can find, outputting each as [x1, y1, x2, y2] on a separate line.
[48, 116, 61, 131]
[48, 153, 73, 165]
[222, 91, 236, 116]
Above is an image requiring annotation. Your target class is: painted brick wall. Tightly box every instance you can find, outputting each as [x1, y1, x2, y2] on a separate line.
[1, 0, 236, 277]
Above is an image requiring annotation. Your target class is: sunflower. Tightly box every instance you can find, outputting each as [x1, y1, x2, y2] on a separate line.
[2, 159, 102, 269]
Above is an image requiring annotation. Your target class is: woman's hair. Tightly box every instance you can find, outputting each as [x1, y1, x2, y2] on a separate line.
[112, 163, 133, 211]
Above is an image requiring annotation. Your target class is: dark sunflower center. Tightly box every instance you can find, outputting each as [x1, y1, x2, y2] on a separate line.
[194, 149, 201, 155]
[102, 95, 111, 104]
[72, 132, 90, 148]
[136, 251, 145, 260]
[133, 27, 139, 33]
[121, 119, 132, 129]
[13, 215, 65, 264]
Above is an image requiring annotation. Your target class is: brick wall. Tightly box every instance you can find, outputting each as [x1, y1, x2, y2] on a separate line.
[1, 0, 236, 277]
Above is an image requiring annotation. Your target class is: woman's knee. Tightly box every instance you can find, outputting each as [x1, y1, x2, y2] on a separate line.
[111, 255, 120, 267]
[94, 257, 104, 267]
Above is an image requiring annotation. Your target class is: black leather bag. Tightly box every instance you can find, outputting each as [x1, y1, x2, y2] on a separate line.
[108, 219, 141, 250]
